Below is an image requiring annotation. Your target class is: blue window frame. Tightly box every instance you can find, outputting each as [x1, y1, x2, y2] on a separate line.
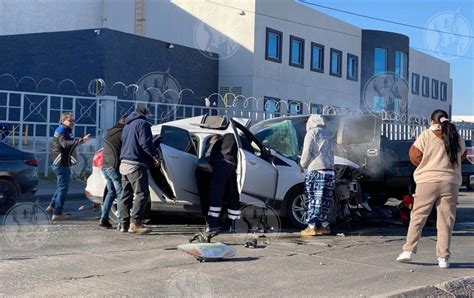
[411, 73, 420, 95]
[422, 76, 430, 97]
[288, 100, 303, 115]
[432, 79, 439, 99]
[347, 53, 358, 81]
[265, 28, 282, 63]
[395, 51, 408, 79]
[310, 103, 323, 114]
[374, 48, 387, 74]
[264, 96, 281, 119]
[289, 36, 304, 68]
[330, 48, 342, 77]
[440, 82, 448, 101]
[310, 42, 324, 73]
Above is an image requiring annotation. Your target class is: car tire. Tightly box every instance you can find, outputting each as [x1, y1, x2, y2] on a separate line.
[0, 179, 18, 215]
[286, 188, 307, 229]
[466, 184, 473, 191]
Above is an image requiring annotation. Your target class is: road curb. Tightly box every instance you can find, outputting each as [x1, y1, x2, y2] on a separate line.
[376, 276, 474, 297]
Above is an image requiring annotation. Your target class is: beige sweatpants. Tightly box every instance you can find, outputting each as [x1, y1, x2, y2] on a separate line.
[402, 182, 459, 258]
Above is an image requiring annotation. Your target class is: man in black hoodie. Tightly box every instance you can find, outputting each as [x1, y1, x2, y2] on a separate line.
[118, 106, 161, 234]
[99, 115, 127, 228]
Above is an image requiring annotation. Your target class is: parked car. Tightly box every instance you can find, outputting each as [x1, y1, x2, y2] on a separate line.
[85, 115, 361, 228]
[0, 142, 39, 214]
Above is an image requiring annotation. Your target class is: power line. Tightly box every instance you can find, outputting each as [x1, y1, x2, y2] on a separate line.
[205, 0, 474, 60]
[299, 0, 474, 39]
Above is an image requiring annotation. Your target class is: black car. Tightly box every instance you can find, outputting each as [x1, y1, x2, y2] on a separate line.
[0, 142, 39, 214]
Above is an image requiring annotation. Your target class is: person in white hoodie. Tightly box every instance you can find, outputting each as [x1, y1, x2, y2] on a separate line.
[299, 115, 335, 237]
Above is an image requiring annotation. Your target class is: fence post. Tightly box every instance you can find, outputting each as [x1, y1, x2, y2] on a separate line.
[98, 95, 117, 139]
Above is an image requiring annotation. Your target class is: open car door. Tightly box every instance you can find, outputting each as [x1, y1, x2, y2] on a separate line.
[159, 125, 200, 205]
[231, 120, 278, 206]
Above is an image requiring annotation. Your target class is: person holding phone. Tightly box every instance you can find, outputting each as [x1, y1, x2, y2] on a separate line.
[47, 112, 91, 221]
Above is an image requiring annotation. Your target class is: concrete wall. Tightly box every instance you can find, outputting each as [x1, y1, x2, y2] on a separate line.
[0, 0, 103, 35]
[253, 0, 362, 111]
[408, 48, 451, 118]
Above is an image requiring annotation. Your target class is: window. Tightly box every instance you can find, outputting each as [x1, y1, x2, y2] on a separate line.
[264, 96, 280, 119]
[310, 42, 324, 72]
[422, 76, 430, 97]
[374, 48, 387, 74]
[251, 119, 300, 161]
[395, 51, 408, 79]
[310, 103, 323, 114]
[330, 48, 342, 77]
[265, 28, 282, 63]
[347, 54, 358, 81]
[160, 126, 197, 156]
[288, 100, 302, 115]
[440, 82, 448, 101]
[289, 36, 304, 68]
[432, 79, 439, 99]
[411, 73, 420, 95]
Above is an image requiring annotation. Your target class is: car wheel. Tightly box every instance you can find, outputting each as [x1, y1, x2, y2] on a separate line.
[466, 184, 473, 191]
[108, 201, 119, 224]
[0, 179, 18, 215]
[286, 190, 307, 229]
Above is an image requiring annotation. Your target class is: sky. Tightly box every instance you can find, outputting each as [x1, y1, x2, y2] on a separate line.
[300, 0, 474, 116]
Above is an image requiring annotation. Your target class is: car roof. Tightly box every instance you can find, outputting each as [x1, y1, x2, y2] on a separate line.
[151, 116, 230, 136]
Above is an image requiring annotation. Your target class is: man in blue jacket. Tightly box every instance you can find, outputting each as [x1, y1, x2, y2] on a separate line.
[118, 106, 161, 234]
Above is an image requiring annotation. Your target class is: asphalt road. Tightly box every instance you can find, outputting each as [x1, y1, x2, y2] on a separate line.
[1, 191, 473, 296]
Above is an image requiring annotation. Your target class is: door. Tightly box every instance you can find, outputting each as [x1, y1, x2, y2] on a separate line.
[336, 115, 382, 180]
[159, 125, 200, 205]
[231, 120, 278, 206]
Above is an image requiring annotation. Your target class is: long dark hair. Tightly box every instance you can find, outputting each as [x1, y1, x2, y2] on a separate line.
[430, 109, 461, 166]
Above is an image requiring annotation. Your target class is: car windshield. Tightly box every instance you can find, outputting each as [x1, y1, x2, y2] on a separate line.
[251, 119, 301, 160]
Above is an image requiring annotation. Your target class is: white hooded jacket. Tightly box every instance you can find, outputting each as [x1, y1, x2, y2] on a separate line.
[299, 115, 335, 172]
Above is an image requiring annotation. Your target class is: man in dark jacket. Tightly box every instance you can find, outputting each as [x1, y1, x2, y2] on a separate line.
[118, 106, 161, 234]
[99, 115, 127, 228]
[48, 112, 90, 221]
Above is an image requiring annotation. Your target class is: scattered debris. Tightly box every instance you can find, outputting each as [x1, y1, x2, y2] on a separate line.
[337, 233, 346, 237]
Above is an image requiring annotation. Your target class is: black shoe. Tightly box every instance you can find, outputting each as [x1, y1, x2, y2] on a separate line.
[117, 222, 129, 233]
[99, 219, 113, 229]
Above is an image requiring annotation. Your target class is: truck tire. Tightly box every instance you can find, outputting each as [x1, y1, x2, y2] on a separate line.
[285, 188, 307, 229]
[0, 179, 18, 214]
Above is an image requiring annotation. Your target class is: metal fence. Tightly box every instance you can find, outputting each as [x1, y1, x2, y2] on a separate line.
[0, 89, 472, 177]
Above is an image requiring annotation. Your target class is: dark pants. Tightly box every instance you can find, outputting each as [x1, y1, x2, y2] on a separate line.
[50, 165, 71, 215]
[119, 166, 149, 225]
[207, 160, 240, 230]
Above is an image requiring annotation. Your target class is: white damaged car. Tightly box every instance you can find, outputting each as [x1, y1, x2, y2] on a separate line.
[85, 115, 361, 227]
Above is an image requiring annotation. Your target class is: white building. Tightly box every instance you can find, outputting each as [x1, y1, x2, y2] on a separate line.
[0, 0, 453, 118]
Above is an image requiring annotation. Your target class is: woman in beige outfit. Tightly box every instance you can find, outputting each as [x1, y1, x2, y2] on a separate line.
[397, 110, 467, 268]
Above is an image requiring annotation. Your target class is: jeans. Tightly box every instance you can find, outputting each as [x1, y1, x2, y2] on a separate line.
[101, 167, 122, 221]
[119, 165, 149, 225]
[50, 165, 71, 215]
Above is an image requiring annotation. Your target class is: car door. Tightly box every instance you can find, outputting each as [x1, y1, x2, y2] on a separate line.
[231, 120, 278, 206]
[159, 125, 200, 205]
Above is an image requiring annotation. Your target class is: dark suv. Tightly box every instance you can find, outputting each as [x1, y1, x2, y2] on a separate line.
[0, 142, 39, 214]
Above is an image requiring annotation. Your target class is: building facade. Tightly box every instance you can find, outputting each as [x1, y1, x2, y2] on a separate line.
[0, 0, 453, 118]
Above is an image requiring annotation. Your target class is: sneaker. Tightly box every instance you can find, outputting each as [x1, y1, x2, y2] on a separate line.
[396, 251, 413, 262]
[315, 226, 331, 235]
[45, 205, 54, 213]
[51, 214, 67, 221]
[98, 219, 113, 229]
[128, 223, 151, 234]
[438, 257, 450, 269]
[300, 226, 317, 237]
